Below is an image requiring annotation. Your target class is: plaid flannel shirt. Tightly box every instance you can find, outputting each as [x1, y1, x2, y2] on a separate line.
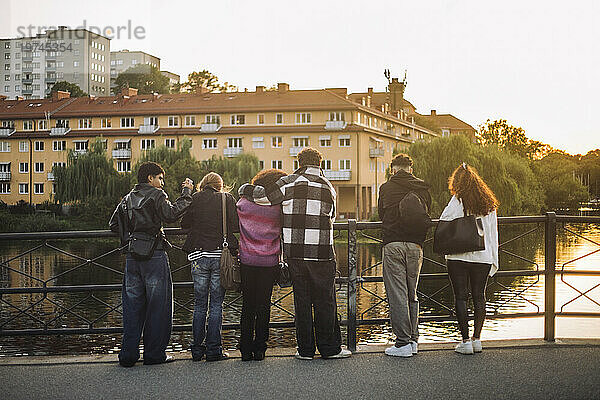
[238, 166, 336, 261]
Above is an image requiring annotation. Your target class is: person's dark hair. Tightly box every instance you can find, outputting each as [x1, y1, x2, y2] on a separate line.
[138, 162, 165, 184]
[448, 163, 499, 216]
[391, 153, 413, 169]
[297, 147, 322, 168]
[251, 168, 288, 187]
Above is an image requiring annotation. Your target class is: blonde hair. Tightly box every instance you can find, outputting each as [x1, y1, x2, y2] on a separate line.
[198, 172, 223, 192]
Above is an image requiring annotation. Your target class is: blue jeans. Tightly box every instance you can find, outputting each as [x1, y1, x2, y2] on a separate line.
[191, 257, 226, 358]
[119, 251, 173, 366]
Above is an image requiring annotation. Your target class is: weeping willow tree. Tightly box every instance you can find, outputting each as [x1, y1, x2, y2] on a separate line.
[53, 138, 132, 204]
[199, 153, 260, 197]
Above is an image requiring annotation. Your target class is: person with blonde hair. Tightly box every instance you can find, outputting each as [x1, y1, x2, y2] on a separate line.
[182, 172, 239, 362]
[237, 168, 288, 361]
[439, 163, 499, 355]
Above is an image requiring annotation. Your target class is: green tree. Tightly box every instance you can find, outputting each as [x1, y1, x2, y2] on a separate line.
[180, 70, 237, 93]
[46, 81, 87, 98]
[477, 119, 552, 160]
[534, 152, 589, 210]
[577, 149, 600, 199]
[113, 65, 171, 95]
[407, 135, 544, 216]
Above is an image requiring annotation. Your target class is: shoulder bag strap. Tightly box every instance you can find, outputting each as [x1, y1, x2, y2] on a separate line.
[221, 193, 228, 248]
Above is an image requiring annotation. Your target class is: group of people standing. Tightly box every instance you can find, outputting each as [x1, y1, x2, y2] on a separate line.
[109, 147, 499, 367]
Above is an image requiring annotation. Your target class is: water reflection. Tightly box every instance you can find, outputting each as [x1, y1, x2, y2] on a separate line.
[1, 222, 599, 357]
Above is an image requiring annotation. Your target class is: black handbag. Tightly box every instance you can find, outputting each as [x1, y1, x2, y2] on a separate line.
[433, 202, 485, 255]
[128, 231, 160, 260]
[219, 193, 241, 291]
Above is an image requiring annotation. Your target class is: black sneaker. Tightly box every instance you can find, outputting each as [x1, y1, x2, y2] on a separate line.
[192, 353, 205, 362]
[206, 352, 229, 362]
[143, 355, 175, 365]
[253, 351, 265, 361]
[241, 353, 253, 362]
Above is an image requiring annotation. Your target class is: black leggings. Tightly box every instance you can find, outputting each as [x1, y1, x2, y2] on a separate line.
[447, 260, 491, 340]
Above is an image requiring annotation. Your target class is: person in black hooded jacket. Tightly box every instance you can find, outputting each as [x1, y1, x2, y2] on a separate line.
[377, 154, 431, 358]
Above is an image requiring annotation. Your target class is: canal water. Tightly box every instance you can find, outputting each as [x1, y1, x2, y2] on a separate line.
[1, 220, 599, 357]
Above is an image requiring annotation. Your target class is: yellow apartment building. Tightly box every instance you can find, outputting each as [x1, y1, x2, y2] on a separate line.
[0, 79, 474, 219]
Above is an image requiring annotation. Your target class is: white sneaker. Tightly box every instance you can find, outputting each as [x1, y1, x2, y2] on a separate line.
[455, 340, 474, 355]
[410, 341, 418, 355]
[385, 343, 413, 357]
[294, 351, 313, 360]
[472, 339, 482, 353]
[322, 349, 352, 359]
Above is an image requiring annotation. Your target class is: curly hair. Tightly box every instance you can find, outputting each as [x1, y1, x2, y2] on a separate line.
[297, 147, 322, 168]
[251, 168, 288, 187]
[391, 153, 413, 169]
[448, 163, 499, 216]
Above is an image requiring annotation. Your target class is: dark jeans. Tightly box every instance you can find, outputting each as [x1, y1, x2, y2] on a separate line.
[447, 260, 491, 340]
[119, 251, 173, 366]
[288, 259, 342, 358]
[239, 263, 278, 355]
[191, 257, 226, 359]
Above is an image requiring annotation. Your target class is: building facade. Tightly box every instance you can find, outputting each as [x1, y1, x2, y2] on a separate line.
[110, 50, 160, 92]
[160, 70, 180, 92]
[0, 80, 455, 219]
[0, 27, 110, 100]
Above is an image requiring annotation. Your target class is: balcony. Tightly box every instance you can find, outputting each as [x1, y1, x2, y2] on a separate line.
[200, 123, 221, 133]
[0, 171, 11, 181]
[0, 128, 15, 137]
[112, 149, 132, 159]
[50, 127, 71, 136]
[45, 53, 56, 60]
[22, 54, 33, 62]
[21, 77, 33, 85]
[325, 120, 347, 130]
[22, 65, 33, 72]
[47, 172, 54, 181]
[369, 148, 384, 158]
[323, 170, 352, 181]
[45, 76, 57, 84]
[138, 125, 159, 134]
[289, 146, 306, 157]
[73, 149, 88, 156]
[22, 87, 33, 95]
[223, 147, 243, 158]
[46, 64, 56, 71]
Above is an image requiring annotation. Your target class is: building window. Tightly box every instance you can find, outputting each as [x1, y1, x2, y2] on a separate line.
[73, 61, 79, 67]
[275, 113, 283, 124]
[141, 139, 155, 150]
[34, 162, 44, 173]
[295, 112, 311, 124]
[293, 137, 308, 147]
[227, 137, 242, 148]
[34, 183, 43, 194]
[100, 118, 111, 128]
[52, 140, 66, 151]
[117, 161, 131, 172]
[168, 116, 179, 127]
[19, 183, 29, 194]
[19, 141, 28, 152]
[293, 160, 299, 170]
[23, 120, 34, 131]
[38, 119, 48, 130]
[202, 138, 217, 149]
[257, 114, 265, 125]
[184, 115, 196, 126]
[338, 136, 351, 147]
[230, 114, 245, 125]
[320, 136, 331, 147]
[442, 129, 450, 137]
[0, 183, 10, 194]
[329, 112, 345, 121]
[121, 117, 134, 128]
[252, 137, 264, 149]
[271, 136, 282, 148]
[78, 118, 92, 129]
[272, 160, 283, 169]
[321, 160, 332, 170]
[205, 115, 220, 125]
[165, 138, 176, 148]
[339, 159, 351, 170]
[74, 141, 88, 152]
[258, 160, 264, 169]
[34, 141, 44, 151]
[56, 119, 69, 128]
[19, 162, 28, 173]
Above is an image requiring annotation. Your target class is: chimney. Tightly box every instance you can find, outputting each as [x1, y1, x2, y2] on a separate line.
[430, 110, 436, 116]
[52, 90, 71, 101]
[121, 87, 138, 97]
[277, 82, 289, 92]
[153, 92, 160, 101]
[368, 87, 374, 98]
[256, 85, 265, 93]
[388, 77, 406, 112]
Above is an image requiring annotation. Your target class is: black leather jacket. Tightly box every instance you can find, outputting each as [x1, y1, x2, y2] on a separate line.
[109, 183, 192, 249]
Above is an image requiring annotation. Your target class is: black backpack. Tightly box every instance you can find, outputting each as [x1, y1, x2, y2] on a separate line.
[397, 192, 432, 239]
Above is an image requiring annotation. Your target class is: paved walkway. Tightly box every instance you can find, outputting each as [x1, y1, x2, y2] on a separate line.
[2, 339, 599, 400]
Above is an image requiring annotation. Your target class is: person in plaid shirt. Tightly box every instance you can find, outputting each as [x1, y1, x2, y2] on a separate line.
[238, 147, 351, 360]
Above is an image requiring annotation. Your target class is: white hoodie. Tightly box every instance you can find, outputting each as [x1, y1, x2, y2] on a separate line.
[439, 195, 499, 276]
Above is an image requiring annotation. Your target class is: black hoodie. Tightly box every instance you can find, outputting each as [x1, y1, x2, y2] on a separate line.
[377, 170, 432, 245]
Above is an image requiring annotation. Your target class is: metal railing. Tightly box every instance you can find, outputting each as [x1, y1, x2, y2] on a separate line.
[1, 212, 599, 352]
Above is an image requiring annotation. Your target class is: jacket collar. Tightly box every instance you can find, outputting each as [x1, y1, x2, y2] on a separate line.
[293, 165, 322, 176]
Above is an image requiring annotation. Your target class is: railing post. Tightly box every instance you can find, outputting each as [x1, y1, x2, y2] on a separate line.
[544, 211, 556, 342]
[347, 219, 357, 352]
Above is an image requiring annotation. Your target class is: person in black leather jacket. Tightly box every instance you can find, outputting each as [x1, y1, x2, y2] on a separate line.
[109, 161, 193, 367]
